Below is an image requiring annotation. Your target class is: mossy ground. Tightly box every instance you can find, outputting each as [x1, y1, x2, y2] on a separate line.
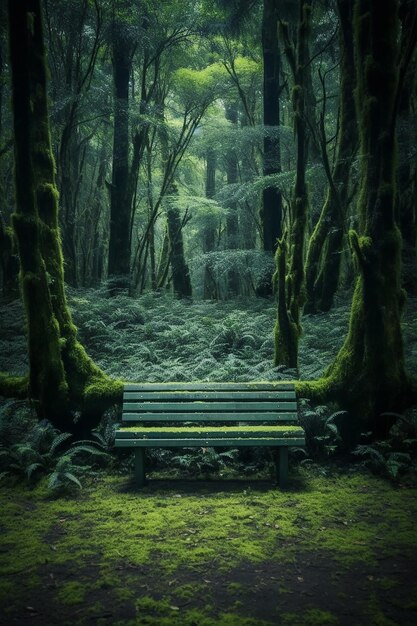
[0, 469, 416, 625]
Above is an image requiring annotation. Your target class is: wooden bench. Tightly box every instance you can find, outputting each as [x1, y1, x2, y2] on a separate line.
[115, 382, 304, 488]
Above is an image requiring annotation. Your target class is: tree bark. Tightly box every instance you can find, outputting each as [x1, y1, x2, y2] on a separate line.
[261, 0, 283, 254]
[203, 148, 218, 299]
[6, 0, 121, 430]
[225, 102, 240, 297]
[304, 0, 357, 313]
[166, 186, 192, 299]
[274, 0, 312, 369]
[299, 0, 414, 434]
[108, 19, 134, 292]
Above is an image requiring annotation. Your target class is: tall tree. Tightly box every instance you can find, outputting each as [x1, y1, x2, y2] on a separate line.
[274, 0, 312, 368]
[203, 148, 218, 299]
[107, 7, 136, 291]
[4, 0, 121, 429]
[260, 0, 282, 258]
[225, 101, 241, 296]
[304, 0, 358, 313]
[44, 0, 103, 287]
[299, 0, 417, 434]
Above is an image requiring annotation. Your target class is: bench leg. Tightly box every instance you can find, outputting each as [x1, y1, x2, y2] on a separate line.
[134, 449, 146, 487]
[275, 447, 288, 489]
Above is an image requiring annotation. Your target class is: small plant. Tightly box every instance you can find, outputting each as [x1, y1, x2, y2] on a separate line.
[48, 454, 86, 491]
[171, 447, 239, 475]
[353, 409, 417, 481]
[353, 444, 412, 480]
[0, 419, 111, 489]
[298, 403, 347, 460]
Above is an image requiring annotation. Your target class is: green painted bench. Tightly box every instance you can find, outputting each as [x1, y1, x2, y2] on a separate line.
[115, 382, 305, 488]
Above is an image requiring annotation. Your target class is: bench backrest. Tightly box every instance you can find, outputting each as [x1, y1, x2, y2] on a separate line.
[122, 383, 298, 426]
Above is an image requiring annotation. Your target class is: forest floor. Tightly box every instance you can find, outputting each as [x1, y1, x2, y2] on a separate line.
[0, 470, 417, 625]
[1, 286, 417, 382]
[1, 289, 417, 624]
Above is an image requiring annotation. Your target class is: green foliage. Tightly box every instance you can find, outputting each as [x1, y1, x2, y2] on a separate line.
[171, 447, 239, 475]
[297, 402, 348, 460]
[47, 454, 84, 491]
[353, 444, 412, 480]
[353, 409, 417, 481]
[0, 415, 111, 490]
[0, 399, 37, 447]
[173, 63, 227, 106]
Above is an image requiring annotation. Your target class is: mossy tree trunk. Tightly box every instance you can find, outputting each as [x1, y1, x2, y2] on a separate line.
[0, 208, 19, 299]
[304, 0, 357, 313]
[299, 0, 416, 434]
[225, 102, 240, 297]
[259, 0, 283, 296]
[397, 2, 417, 295]
[167, 200, 193, 299]
[6, 0, 122, 431]
[0, 8, 19, 299]
[274, 0, 312, 369]
[203, 148, 218, 300]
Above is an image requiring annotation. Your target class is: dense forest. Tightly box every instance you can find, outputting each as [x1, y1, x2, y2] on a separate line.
[1, 0, 417, 431]
[1, 1, 417, 623]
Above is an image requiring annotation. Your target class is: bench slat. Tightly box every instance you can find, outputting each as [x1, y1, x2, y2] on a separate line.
[116, 426, 304, 439]
[123, 401, 297, 412]
[124, 382, 295, 391]
[122, 412, 299, 422]
[115, 437, 305, 448]
[123, 391, 296, 401]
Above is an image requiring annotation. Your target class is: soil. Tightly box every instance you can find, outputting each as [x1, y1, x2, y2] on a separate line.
[1, 476, 417, 626]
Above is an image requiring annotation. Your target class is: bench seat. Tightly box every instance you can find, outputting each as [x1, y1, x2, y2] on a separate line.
[115, 382, 305, 488]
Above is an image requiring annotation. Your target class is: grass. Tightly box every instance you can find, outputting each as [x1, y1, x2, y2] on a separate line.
[0, 470, 416, 624]
[1, 289, 417, 623]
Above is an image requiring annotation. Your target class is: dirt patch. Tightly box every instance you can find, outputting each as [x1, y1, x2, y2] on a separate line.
[1, 549, 416, 625]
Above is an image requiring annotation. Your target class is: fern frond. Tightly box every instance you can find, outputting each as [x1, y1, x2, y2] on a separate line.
[63, 473, 82, 489]
[326, 411, 348, 424]
[27, 462, 42, 479]
[68, 445, 110, 458]
[50, 432, 72, 456]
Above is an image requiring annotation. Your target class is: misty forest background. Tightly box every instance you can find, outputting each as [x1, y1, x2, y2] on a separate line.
[1, 0, 417, 483]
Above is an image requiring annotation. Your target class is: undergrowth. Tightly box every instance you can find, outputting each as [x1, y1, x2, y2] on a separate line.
[1, 289, 417, 483]
[2, 288, 416, 382]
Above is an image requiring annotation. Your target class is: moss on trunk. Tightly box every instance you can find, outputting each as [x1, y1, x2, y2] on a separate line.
[274, 1, 312, 368]
[8, 0, 122, 431]
[0, 373, 28, 398]
[273, 240, 298, 368]
[299, 0, 414, 434]
[304, 0, 357, 313]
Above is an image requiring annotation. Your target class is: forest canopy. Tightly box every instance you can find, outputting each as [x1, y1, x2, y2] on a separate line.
[0, 0, 417, 438]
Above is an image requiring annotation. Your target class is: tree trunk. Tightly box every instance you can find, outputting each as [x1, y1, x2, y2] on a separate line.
[225, 102, 240, 297]
[203, 148, 218, 299]
[304, 0, 357, 313]
[274, 0, 312, 369]
[260, 0, 283, 257]
[108, 21, 133, 292]
[0, 216, 19, 298]
[166, 187, 192, 299]
[299, 0, 413, 435]
[6, 0, 121, 430]
[397, 9, 417, 295]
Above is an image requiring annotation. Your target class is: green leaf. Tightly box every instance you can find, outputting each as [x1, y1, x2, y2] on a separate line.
[63, 473, 82, 489]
